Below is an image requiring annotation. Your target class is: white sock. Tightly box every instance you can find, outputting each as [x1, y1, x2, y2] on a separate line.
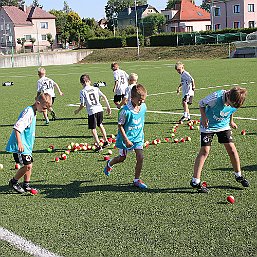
[192, 177, 200, 184]
[108, 160, 112, 168]
[234, 172, 241, 177]
[184, 112, 187, 117]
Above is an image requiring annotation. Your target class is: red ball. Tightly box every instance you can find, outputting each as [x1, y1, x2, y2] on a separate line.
[227, 195, 235, 204]
[30, 188, 38, 195]
[104, 155, 110, 161]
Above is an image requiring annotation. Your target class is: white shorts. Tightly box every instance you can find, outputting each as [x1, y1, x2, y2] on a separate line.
[118, 145, 143, 157]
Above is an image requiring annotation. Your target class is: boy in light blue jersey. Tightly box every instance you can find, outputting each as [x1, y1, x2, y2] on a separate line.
[191, 87, 249, 193]
[103, 84, 148, 189]
[6, 93, 52, 194]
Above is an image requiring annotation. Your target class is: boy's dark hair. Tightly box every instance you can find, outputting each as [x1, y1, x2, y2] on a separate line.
[131, 84, 147, 99]
[80, 74, 90, 84]
[229, 87, 247, 108]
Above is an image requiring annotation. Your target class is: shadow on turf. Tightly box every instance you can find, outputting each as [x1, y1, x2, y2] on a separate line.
[0, 181, 244, 197]
[213, 165, 257, 172]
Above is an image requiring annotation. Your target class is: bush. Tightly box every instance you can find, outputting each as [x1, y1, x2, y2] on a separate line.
[87, 37, 126, 49]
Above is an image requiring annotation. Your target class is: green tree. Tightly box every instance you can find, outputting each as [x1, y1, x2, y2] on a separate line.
[47, 33, 54, 50]
[200, 1, 211, 13]
[166, 0, 180, 9]
[105, 0, 147, 20]
[63, 0, 72, 13]
[142, 13, 165, 36]
[30, 37, 36, 52]
[32, 0, 42, 7]
[0, 0, 18, 6]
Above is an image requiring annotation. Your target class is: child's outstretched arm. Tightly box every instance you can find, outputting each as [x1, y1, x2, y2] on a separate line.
[101, 93, 111, 115]
[14, 129, 24, 152]
[230, 114, 237, 129]
[177, 83, 182, 94]
[74, 104, 84, 115]
[54, 83, 64, 96]
[118, 124, 133, 148]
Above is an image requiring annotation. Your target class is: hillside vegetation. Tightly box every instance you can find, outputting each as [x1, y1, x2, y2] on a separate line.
[82, 44, 232, 63]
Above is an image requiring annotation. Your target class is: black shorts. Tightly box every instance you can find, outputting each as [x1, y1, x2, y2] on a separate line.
[13, 153, 33, 165]
[114, 94, 124, 103]
[200, 130, 233, 147]
[182, 95, 193, 105]
[88, 112, 103, 129]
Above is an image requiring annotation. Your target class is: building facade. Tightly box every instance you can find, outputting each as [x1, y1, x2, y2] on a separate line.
[212, 0, 257, 30]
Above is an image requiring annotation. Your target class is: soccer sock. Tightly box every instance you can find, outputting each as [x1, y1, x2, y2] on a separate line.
[134, 178, 140, 183]
[11, 178, 18, 184]
[234, 171, 242, 177]
[192, 177, 200, 184]
[183, 112, 187, 117]
[23, 181, 30, 186]
[107, 160, 112, 168]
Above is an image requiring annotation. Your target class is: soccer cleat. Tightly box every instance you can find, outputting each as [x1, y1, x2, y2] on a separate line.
[235, 176, 250, 187]
[102, 141, 109, 148]
[9, 179, 25, 194]
[190, 180, 209, 193]
[50, 111, 56, 121]
[103, 160, 112, 176]
[22, 183, 34, 192]
[133, 179, 148, 189]
[44, 120, 49, 126]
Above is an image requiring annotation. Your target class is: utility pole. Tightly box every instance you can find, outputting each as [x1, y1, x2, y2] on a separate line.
[135, 0, 139, 59]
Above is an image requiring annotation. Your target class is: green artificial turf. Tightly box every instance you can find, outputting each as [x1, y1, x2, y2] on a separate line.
[0, 58, 256, 257]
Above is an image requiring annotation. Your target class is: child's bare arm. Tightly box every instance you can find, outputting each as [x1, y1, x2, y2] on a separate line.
[54, 83, 64, 96]
[14, 129, 24, 152]
[118, 124, 133, 148]
[74, 104, 84, 115]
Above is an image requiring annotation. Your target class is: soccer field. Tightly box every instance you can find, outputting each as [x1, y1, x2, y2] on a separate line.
[0, 58, 256, 257]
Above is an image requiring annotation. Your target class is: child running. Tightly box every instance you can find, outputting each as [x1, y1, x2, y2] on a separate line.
[117, 73, 138, 109]
[103, 84, 148, 189]
[111, 62, 129, 108]
[74, 74, 111, 152]
[37, 67, 64, 125]
[191, 86, 250, 193]
[7, 93, 52, 193]
[175, 62, 195, 122]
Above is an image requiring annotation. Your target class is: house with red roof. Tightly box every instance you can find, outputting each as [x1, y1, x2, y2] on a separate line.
[161, 0, 211, 32]
[0, 5, 56, 54]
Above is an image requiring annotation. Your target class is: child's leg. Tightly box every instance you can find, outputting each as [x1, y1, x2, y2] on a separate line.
[43, 110, 49, 123]
[91, 128, 100, 146]
[224, 142, 241, 173]
[99, 124, 108, 142]
[109, 155, 126, 167]
[134, 149, 144, 179]
[182, 101, 189, 119]
[193, 146, 211, 181]
[13, 164, 32, 181]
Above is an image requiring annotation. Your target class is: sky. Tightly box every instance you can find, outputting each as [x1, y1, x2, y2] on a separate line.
[25, 0, 202, 20]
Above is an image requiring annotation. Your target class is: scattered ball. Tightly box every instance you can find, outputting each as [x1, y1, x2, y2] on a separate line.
[108, 150, 113, 155]
[227, 195, 235, 204]
[241, 130, 246, 135]
[0, 164, 3, 169]
[104, 155, 110, 161]
[15, 163, 20, 169]
[30, 188, 38, 195]
[55, 157, 60, 162]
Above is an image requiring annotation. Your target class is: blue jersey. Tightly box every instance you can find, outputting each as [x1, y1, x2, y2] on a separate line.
[199, 90, 237, 132]
[116, 102, 147, 149]
[6, 106, 36, 155]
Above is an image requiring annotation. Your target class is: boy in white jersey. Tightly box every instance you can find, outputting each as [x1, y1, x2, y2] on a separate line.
[7, 93, 52, 194]
[74, 74, 111, 152]
[37, 67, 64, 125]
[117, 73, 138, 109]
[103, 84, 148, 189]
[111, 62, 129, 107]
[175, 62, 195, 122]
[191, 87, 249, 193]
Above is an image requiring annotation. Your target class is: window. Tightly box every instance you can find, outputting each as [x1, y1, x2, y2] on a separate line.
[40, 22, 48, 29]
[206, 25, 211, 31]
[215, 24, 221, 30]
[24, 35, 31, 40]
[233, 5, 240, 13]
[248, 4, 254, 12]
[186, 26, 193, 32]
[234, 21, 240, 28]
[249, 21, 255, 28]
[1, 37, 3, 43]
[6, 23, 9, 30]
[214, 7, 220, 16]
[0, 24, 3, 31]
[41, 34, 47, 40]
[7, 35, 12, 42]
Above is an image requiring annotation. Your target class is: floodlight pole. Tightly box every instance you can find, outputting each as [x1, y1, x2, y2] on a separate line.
[135, 0, 139, 59]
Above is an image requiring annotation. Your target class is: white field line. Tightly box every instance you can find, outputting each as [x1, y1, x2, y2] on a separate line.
[68, 82, 257, 121]
[68, 105, 257, 121]
[0, 227, 63, 257]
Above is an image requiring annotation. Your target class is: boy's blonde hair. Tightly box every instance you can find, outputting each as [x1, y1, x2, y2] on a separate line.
[129, 73, 138, 83]
[131, 84, 147, 100]
[37, 93, 52, 109]
[38, 67, 46, 76]
[175, 61, 184, 70]
[228, 87, 247, 108]
[111, 62, 119, 70]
